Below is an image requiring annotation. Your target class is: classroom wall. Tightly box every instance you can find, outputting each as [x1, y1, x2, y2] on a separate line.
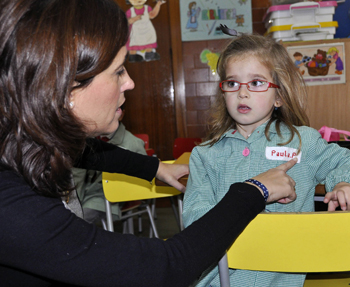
[181, 1, 350, 139]
[182, 0, 271, 138]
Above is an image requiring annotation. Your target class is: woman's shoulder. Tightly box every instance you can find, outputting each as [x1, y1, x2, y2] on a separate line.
[0, 169, 31, 194]
[0, 169, 23, 183]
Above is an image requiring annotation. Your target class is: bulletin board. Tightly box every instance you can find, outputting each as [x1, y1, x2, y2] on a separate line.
[180, 0, 252, 42]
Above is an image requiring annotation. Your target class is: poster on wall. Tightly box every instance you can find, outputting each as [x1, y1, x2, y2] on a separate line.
[286, 43, 346, 86]
[180, 0, 252, 42]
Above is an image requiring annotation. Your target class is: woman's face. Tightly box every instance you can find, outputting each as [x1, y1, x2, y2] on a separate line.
[71, 46, 134, 137]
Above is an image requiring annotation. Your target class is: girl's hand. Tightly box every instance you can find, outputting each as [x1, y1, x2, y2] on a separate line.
[156, 161, 189, 193]
[324, 182, 350, 211]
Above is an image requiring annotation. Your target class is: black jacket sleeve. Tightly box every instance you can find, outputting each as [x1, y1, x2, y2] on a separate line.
[0, 171, 264, 287]
[75, 138, 159, 182]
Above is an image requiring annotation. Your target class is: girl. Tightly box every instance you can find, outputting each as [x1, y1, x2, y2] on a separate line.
[328, 46, 344, 75]
[186, 2, 201, 31]
[126, 0, 165, 62]
[183, 33, 350, 287]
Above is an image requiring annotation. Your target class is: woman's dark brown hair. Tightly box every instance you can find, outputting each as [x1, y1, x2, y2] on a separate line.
[0, 0, 129, 196]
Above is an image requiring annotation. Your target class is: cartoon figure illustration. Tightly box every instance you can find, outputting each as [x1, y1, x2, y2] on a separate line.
[186, 2, 201, 31]
[327, 47, 344, 75]
[293, 52, 305, 75]
[306, 49, 330, 76]
[235, 14, 245, 26]
[126, 0, 166, 62]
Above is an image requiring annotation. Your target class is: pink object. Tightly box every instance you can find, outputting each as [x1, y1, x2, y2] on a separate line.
[242, 147, 250, 157]
[318, 126, 350, 142]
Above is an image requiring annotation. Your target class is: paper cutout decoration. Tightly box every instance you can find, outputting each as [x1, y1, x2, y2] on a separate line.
[126, 0, 165, 63]
[200, 49, 220, 75]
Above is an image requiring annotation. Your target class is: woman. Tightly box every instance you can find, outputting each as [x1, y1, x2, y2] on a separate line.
[0, 0, 296, 286]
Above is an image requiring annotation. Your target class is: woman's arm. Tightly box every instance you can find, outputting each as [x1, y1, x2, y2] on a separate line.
[75, 138, 159, 181]
[0, 161, 295, 287]
[76, 138, 189, 192]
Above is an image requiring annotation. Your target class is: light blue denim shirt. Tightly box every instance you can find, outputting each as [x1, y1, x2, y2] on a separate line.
[183, 121, 350, 287]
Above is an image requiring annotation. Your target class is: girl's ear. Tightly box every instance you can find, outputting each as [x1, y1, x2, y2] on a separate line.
[274, 98, 283, 108]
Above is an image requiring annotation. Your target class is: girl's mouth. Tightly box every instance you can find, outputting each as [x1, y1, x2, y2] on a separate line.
[237, 104, 251, 114]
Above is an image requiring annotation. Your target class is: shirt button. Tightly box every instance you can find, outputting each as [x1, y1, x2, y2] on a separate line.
[242, 147, 250, 156]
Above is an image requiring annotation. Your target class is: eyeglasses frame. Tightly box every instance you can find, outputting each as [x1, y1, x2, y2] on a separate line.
[219, 80, 280, 93]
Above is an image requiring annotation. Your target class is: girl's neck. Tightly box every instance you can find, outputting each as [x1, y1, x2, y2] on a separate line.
[236, 118, 271, 139]
[134, 5, 144, 9]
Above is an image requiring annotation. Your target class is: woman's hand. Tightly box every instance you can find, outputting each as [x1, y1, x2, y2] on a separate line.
[252, 158, 297, 204]
[156, 161, 189, 193]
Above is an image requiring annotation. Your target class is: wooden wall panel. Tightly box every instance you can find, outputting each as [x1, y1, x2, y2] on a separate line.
[115, 0, 177, 160]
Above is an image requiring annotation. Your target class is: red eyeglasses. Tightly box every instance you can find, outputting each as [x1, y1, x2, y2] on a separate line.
[220, 80, 280, 92]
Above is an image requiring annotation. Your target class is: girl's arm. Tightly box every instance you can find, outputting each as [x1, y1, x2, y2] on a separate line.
[149, 1, 165, 19]
[128, 15, 141, 25]
[305, 128, 350, 208]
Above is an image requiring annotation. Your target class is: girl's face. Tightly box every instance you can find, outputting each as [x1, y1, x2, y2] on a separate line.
[129, 0, 147, 6]
[223, 55, 281, 138]
[71, 46, 134, 137]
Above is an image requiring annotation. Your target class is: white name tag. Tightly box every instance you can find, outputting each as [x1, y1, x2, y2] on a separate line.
[265, 147, 301, 163]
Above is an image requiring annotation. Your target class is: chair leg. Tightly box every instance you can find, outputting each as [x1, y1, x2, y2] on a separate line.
[177, 195, 184, 231]
[146, 205, 159, 238]
[105, 198, 114, 232]
[126, 210, 134, 235]
[101, 218, 107, 231]
[138, 214, 142, 233]
[169, 196, 181, 231]
[218, 254, 231, 287]
[151, 199, 157, 219]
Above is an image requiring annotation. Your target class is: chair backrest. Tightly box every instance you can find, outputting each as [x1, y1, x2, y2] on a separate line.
[102, 160, 181, 203]
[134, 134, 150, 149]
[226, 211, 350, 273]
[173, 137, 202, 159]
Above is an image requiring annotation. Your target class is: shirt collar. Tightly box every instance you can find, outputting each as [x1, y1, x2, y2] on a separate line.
[221, 120, 290, 141]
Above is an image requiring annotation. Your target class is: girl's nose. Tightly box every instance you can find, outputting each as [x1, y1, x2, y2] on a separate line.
[238, 84, 249, 99]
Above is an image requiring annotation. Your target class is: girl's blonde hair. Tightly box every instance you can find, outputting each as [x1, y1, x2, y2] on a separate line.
[327, 47, 339, 54]
[205, 33, 310, 148]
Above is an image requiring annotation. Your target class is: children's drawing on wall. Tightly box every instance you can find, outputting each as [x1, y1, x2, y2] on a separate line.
[328, 47, 344, 75]
[293, 52, 306, 75]
[200, 49, 220, 75]
[235, 14, 244, 26]
[126, 0, 165, 63]
[186, 2, 201, 31]
[180, 0, 252, 41]
[287, 43, 346, 86]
